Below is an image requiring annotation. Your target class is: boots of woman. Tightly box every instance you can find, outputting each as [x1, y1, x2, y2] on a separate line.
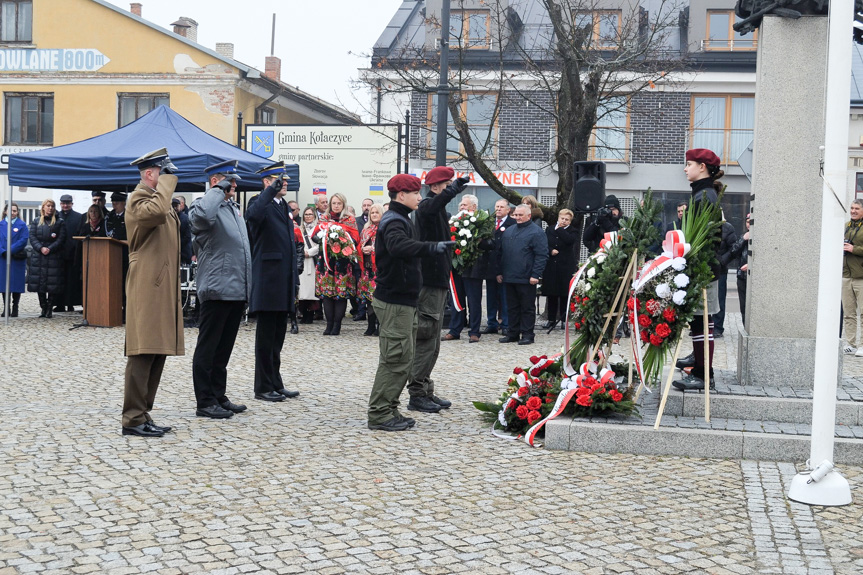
[11, 293, 20, 317]
[45, 295, 53, 318]
[331, 299, 347, 336]
[38, 293, 47, 318]
[322, 298, 335, 335]
[364, 312, 376, 336]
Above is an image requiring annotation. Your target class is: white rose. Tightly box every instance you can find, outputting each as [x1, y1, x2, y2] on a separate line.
[587, 267, 596, 278]
[458, 229, 467, 236]
[671, 257, 687, 271]
[584, 283, 591, 292]
[460, 240, 467, 246]
[329, 233, 338, 239]
[470, 216, 477, 223]
[464, 229, 472, 238]
[596, 254, 606, 264]
[463, 220, 471, 227]
[655, 283, 671, 299]
[672, 290, 687, 305]
[674, 273, 690, 288]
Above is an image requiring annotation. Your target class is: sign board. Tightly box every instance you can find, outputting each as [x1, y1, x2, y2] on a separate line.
[0, 146, 48, 170]
[0, 49, 110, 72]
[246, 124, 399, 208]
[410, 168, 539, 188]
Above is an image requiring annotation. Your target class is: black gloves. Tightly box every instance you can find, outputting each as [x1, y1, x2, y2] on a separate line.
[444, 176, 470, 196]
[158, 156, 177, 175]
[215, 179, 233, 193]
[433, 241, 457, 254]
[267, 177, 283, 194]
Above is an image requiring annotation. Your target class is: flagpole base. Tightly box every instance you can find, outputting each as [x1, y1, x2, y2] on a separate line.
[787, 471, 852, 507]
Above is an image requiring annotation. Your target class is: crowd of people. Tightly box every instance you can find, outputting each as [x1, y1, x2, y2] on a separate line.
[0, 147, 758, 434]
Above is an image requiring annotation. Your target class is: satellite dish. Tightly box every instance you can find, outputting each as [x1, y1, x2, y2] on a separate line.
[737, 139, 754, 183]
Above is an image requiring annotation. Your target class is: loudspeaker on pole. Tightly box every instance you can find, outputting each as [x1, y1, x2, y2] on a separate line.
[571, 161, 606, 212]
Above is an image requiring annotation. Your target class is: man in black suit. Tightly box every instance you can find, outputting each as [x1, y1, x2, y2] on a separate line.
[56, 194, 83, 312]
[483, 199, 515, 334]
[245, 161, 300, 403]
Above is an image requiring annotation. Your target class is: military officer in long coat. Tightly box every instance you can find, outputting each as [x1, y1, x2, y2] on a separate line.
[122, 148, 183, 438]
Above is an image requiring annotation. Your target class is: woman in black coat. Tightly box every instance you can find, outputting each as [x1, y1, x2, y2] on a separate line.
[28, 198, 66, 318]
[542, 208, 579, 328]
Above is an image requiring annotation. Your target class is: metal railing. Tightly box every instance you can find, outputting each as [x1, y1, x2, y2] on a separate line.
[700, 38, 758, 52]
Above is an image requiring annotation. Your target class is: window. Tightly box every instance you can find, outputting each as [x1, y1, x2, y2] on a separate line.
[450, 10, 490, 49]
[574, 10, 621, 48]
[259, 106, 275, 125]
[118, 93, 169, 127]
[0, 0, 31, 43]
[5, 93, 52, 145]
[704, 10, 757, 51]
[690, 95, 755, 164]
[427, 92, 498, 158]
[590, 96, 629, 161]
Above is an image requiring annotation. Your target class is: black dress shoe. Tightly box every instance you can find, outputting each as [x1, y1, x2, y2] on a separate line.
[499, 336, 519, 343]
[352, 314, 366, 321]
[676, 353, 696, 369]
[146, 420, 172, 433]
[518, 338, 535, 346]
[255, 391, 286, 402]
[196, 404, 234, 418]
[276, 388, 300, 398]
[481, 327, 499, 335]
[122, 423, 164, 437]
[52, 306, 64, 312]
[219, 400, 247, 413]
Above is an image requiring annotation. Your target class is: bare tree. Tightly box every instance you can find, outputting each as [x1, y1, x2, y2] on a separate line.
[361, 0, 687, 222]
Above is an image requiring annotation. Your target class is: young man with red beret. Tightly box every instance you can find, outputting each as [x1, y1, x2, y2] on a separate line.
[408, 166, 470, 413]
[674, 148, 724, 391]
[367, 174, 455, 431]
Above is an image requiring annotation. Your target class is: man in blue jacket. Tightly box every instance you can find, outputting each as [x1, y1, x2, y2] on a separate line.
[497, 204, 548, 345]
[188, 160, 251, 419]
[245, 161, 301, 403]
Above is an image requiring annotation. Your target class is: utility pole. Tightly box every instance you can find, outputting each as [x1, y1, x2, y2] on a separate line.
[434, 0, 451, 167]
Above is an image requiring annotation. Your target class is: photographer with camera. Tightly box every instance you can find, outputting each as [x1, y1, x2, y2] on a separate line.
[188, 160, 251, 419]
[582, 195, 622, 253]
[408, 167, 470, 414]
[122, 148, 182, 437]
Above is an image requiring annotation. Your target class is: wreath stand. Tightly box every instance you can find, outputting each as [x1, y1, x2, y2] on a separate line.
[654, 288, 711, 429]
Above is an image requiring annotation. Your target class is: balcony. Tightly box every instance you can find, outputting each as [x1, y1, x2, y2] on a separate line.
[700, 38, 758, 52]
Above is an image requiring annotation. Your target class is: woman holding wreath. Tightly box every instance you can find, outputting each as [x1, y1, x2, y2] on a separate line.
[359, 203, 383, 336]
[313, 192, 360, 335]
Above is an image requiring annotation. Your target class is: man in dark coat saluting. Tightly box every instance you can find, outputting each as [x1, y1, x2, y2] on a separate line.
[245, 161, 300, 402]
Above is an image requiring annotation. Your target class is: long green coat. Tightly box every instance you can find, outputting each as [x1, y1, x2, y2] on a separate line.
[124, 174, 184, 356]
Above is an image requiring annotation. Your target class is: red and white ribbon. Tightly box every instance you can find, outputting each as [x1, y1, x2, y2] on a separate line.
[448, 272, 464, 312]
[633, 229, 690, 292]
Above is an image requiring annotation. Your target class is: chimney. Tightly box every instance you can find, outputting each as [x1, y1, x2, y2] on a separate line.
[171, 17, 198, 42]
[216, 43, 235, 60]
[264, 56, 281, 82]
[171, 18, 190, 38]
[130, 3, 141, 17]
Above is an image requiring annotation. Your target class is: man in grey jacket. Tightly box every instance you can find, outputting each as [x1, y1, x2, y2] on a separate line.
[188, 160, 252, 419]
[497, 204, 548, 345]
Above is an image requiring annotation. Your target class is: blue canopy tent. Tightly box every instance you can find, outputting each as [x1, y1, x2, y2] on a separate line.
[7, 106, 299, 193]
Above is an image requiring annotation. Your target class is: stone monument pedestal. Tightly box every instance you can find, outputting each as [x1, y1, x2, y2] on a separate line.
[737, 15, 838, 389]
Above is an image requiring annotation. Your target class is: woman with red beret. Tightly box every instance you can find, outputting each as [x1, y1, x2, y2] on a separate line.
[673, 148, 724, 392]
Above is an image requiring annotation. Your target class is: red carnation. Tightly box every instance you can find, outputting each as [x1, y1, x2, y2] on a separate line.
[649, 334, 663, 346]
[450, 226, 457, 232]
[576, 395, 593, 407]
[451, 235, 456, 241]
[574, 322, 582, 330]
[640, 330, 649, 342]
[584, 376, 597, 387]
[527, 410, 542, 425]
[454, 249, 461, 255]
[516, 405, 529, 419]
[655, 323, 671, 338]
[517, 386, 530, 397]
[526, 396, 542, 410]
[610, 390, 623, 402]
[342, 246, 353, 257]
[545, 394, 557, 403]
[638, 315, 652, 327]
[627, 297, 637, 311]
[331, 243, 342, 254]
[576, 386, 591, 397]
[662, 308, 676, 322]
[570, 303, 576, 312]
[582, 297, 589, 303]
[513, 367, 524, 375]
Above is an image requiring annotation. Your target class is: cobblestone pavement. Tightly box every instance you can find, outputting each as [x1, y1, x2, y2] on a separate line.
[1, 294, 862, 574]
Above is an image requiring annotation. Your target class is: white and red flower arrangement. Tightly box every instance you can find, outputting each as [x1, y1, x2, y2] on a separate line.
[448, 209, 494, 272]
[317, 224, 358, 267]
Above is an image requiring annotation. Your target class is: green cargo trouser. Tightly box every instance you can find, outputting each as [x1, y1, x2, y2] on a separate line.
[408, 286, 447, 398]
[368, 300, 418, 425]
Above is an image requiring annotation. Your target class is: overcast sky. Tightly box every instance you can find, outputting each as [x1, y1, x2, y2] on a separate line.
[105, 0, 404, 118]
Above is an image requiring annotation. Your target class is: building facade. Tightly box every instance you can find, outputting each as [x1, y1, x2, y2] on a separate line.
[0, 0, 358, 216]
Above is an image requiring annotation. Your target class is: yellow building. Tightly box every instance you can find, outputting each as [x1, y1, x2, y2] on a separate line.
[0, 0, 358, 215]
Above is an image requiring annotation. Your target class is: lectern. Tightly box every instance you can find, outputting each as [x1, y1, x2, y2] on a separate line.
[73, 236, 126, 327]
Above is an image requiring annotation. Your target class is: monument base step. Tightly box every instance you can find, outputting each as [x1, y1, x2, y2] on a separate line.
[544, 416, 863, 464]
